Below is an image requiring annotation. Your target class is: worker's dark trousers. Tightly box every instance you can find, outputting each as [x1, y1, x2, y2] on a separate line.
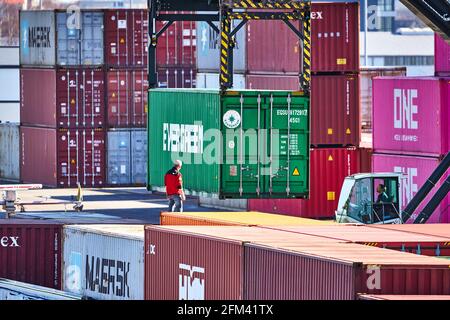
[168, 194, 183, 212]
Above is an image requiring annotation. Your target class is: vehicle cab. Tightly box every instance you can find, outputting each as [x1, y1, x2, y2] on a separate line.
[335, 173, 403, 224]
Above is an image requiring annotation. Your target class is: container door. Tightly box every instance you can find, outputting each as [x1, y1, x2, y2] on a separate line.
[57, 13, 80, 66]
[58, 129, 81, 187]
[221, 94, 263, 197]
[131, 130, 147, 185]
[81, 12, 104, 66]
[107, 130, 131, 185]
[81, 129, 106, 187]
[266, 94, 309, 198]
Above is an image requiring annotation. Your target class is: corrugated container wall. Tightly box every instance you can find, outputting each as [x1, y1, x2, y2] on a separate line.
[0, 68, 20, 102]
[372, 153, 449, 223]
[63, 225, 144, 300]
[157, 67, 196, 88]
[107, 129, 147, 185]
[56, 11, 104, 66]
[106, 69, 148, 127]
[20, 126, 106, 187]
[156, 18, 196, 67]
[19, 11, 56, 66]
[360, 67, 407, 132]
[145, 226, 244, 300]
[435, 34, 450, 76]
[249, 147, 371, 218]
[0, 47, 19, 65]
[0, 221, 63, 290]
[0, 103, 20, 123]
[104, 9, 148, 68]
[148, 89, 310, 199]
[373, 77, 449, 157]
[21, 68, 106, 128]
[195, 3, 359, 74]
[0, 124, 20, 181]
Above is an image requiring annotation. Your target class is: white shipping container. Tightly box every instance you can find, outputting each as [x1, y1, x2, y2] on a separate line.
[0, 47, 19, 66]
[196, 72, 246, 89]
[63, 225, 144, 300]
[0, 123, 20, 181]
[0, 68, 20, 101]
[0, 279, 82, 300]
[0, 103, 20, 123]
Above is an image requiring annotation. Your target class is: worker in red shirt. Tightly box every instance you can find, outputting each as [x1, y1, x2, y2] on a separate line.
[164, 160, 186, 212]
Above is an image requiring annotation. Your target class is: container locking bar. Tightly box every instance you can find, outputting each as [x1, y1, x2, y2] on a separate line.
[239, 94, 244, 196]
[286, 94, 291, 195]
[269, 94, 274, 194]
[256, 94, 261, 196]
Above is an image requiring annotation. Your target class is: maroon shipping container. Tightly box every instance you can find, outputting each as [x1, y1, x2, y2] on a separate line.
[21, 68, 105, 129]
[249, 147, 371, 218]
[106, 69, 148, 127]
[0, 221, 63, 290]
[435, 34, 450, 76]
[156, 17, 196, 68]
[246, 74, 299, 90]
[20, 126, 106, 187]
[157, 67, 196, 88]
[104, 9, 149, 68]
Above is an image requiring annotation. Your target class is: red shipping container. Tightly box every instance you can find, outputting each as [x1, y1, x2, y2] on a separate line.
[246, 74, 299, 90]
[373, 77, 450, 157]
[157, 67, 196, 88]
[104, 9, 149, 68]
[370, 224, 450, 238]
[106, 69, 148, 127]
[435, 34, 450, 76]
[20, 126, 106, 188]
[21, 68, 105, 129]
[0, 221, 63, 290]
[372, 153, 449, 224]
[156, 17, 196, 68]
[249, 147, 371, 218]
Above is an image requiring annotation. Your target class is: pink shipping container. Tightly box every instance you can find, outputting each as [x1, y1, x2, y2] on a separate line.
[249, 147, 372, 218]
[157, 67, 196, 88]
[435, 34, 450, 76]
[373, 77, 450, 157]
[0, 221, 63, 290]
[245, 74, 360, 146]
[104, 9, 149, 68]
[106, 69, 148, 127]
[144, 226, 450, 300]
[20, 126, 106, 188]
[21, 68, 105, 128]
[156, 17, 196, 68]
[372, 153, 449, 223]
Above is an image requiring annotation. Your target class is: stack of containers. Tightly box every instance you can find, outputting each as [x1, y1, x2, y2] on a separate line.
[372, 76, 450, 223]
[248, 1, 365, 218]
[104, 9, 149, 186]
[19, 10, 107, 188]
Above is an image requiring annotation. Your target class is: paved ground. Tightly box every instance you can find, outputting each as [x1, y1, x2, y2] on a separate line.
[1, 187, 223, 224]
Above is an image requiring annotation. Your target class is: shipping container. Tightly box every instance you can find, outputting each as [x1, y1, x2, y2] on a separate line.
[0, 123, 20, 181]
[20, 126, 106, 187]
[0, 103, 20, 123]
[19, 11, 56, 66]
[0, 220, 63, 289]
[370, 224, 450, 238]
[196, 2, 359, 74]
[360, 67, 407, 132]
[0, 68, 19, 101]
[0, 47, 19, 66]
[21, 68, 105, 128]
[148, 89, 310, 199]
[249, 147, 371, 218]
[156, 18, 196, 68]
[0, 279, 82, 300]
[56, 11, 104, 66]
[157, 67, 196, 88]
[107, 128, 147, 185]
[106, 69, 148, 127]
[104, 9, 148, 68]
[372, 153, 449, 223]
[198, 197, 248, 211]
[246, 74, 299, 91]
[358, 294, 450, 300]
[373, 77, 449, 157]
[265, 225, 450, 257]
[160, 211, 337, 227]
[435, 34, 450, 76]
[196, 73, 246, 89]
[63, 225, 144, 300]
[144, 225, 450, 300]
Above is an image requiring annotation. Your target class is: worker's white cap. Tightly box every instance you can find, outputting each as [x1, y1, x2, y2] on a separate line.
[174, 160, 182, 168]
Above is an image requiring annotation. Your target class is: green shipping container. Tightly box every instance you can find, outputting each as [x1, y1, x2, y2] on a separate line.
[148, 89, 310, 199]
